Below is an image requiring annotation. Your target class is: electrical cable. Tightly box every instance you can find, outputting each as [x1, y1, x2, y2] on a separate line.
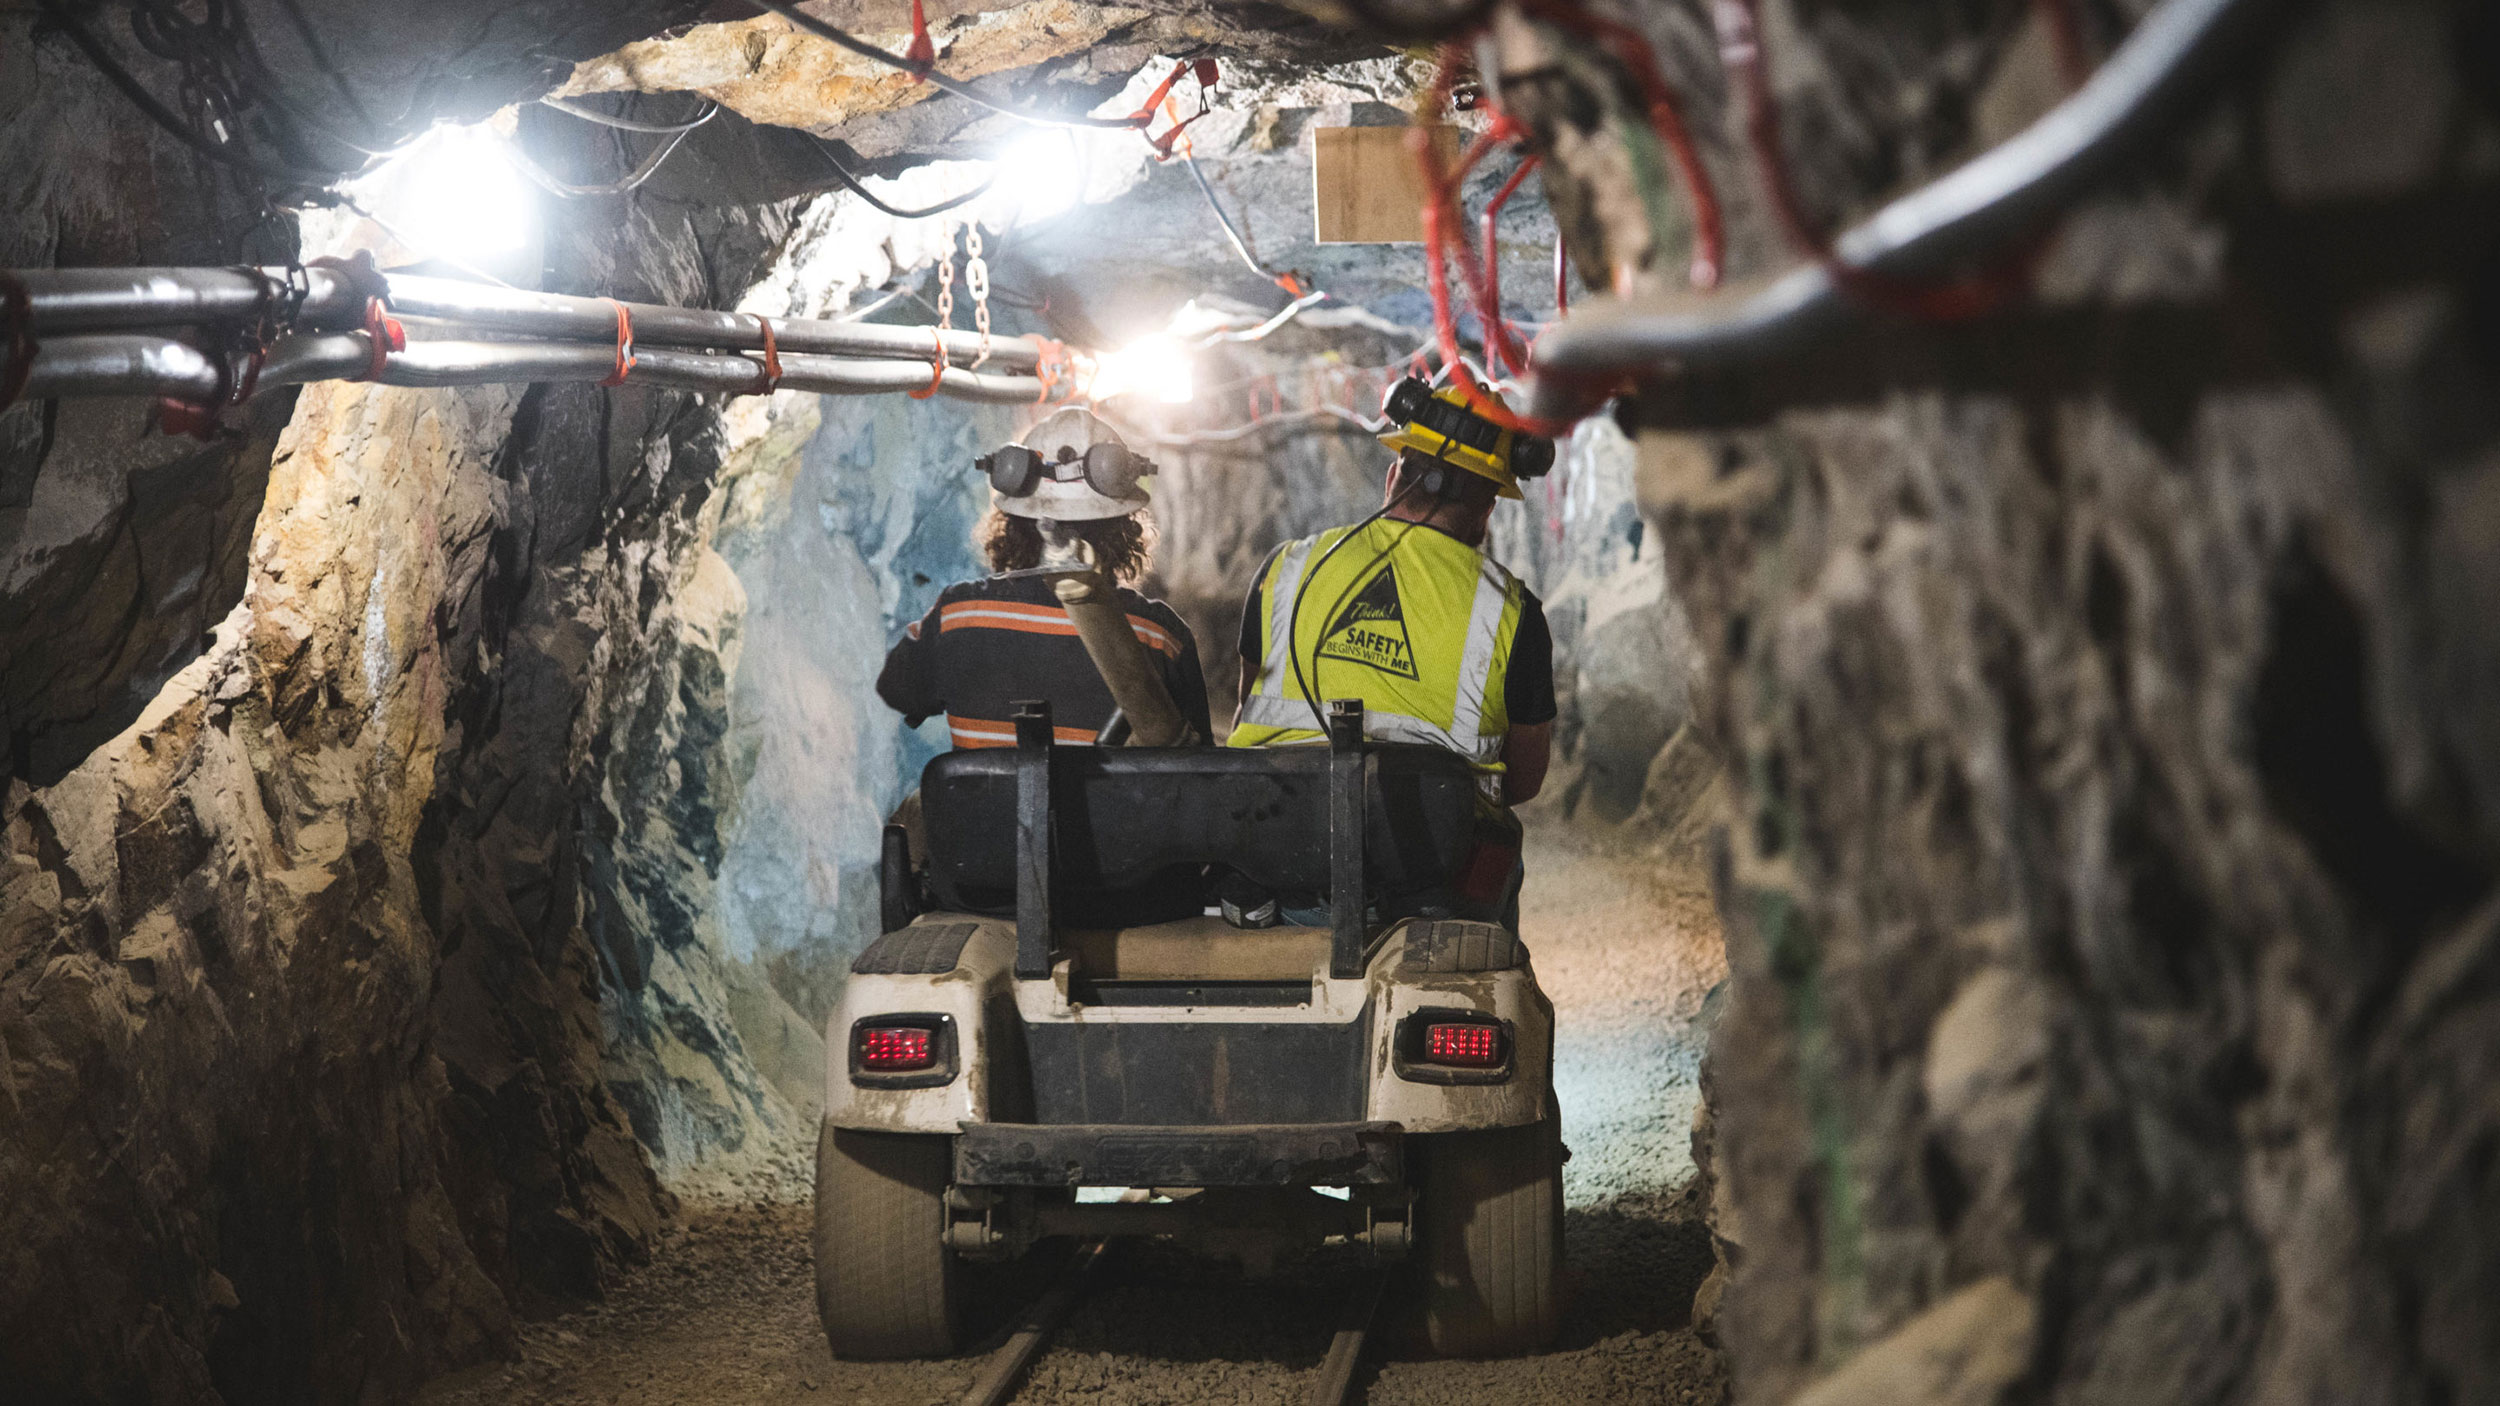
[1527, 0, 2274, 393]
[1182, 154, 1311, 297]
[539, 94, 721, 134]
[33, 0, 338, 185]
[810, 143, 998, 219]
[1285, 470, 1434, 729]
[742, 0, 1159, 131]
[504, 122, 699, 198]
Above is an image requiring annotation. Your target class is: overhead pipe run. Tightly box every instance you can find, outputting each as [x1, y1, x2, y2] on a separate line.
[1524, 0, 2276, 417]
[5, 265, 1059, 413]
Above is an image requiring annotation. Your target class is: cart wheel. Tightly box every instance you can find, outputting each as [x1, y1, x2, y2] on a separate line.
[814, 1123, 960, 1359]
[1414, 1115, 1563, 1357]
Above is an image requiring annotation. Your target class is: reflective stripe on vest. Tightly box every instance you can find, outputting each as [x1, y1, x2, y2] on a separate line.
[1231, 520, 1522, 787]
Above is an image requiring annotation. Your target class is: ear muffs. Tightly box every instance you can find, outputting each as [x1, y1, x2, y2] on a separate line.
[979, 445, 1043, 496]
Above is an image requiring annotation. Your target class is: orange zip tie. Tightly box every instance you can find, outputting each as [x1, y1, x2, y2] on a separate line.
[349, 296, 405, 383]
[599, 299, 636, 386]
[1028, 336, 1067, 404]
[907, 326, 947, 399]
[739, 314, 782, 396]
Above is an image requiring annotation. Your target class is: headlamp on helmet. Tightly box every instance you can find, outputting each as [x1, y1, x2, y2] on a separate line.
[1376, 375, 1553, 500]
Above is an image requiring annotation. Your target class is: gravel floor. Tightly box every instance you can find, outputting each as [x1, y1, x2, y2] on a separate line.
[418, 824, 1727, 1406]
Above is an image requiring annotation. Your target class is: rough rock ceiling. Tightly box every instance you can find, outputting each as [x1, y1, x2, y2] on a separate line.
[553, 0, 1381, 146]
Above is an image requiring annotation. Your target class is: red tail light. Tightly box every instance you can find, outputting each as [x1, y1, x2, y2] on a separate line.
[857, 1024, 935, 1070]
[1424, 1022, 1503, 1067]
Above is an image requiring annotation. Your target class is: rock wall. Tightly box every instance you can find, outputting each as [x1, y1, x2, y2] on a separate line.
[710, 387, 1011, 1042]
[1575, 1, 2500, 1401]
[0, 15, 820, 1395]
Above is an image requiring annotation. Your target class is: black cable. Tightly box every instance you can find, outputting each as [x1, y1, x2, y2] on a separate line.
[540, 94, 721, 134]
[811, 142, 997, 219]
[34, 0, 337, 185]
[744, 0, 1155, 131]
[267, 0, 380, 133]
[1286, 470, 1435, 729]
[1182, 153, 1295, 286]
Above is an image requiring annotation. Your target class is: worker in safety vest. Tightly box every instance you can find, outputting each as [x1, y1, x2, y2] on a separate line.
[878, 408, 1212, 749]
[1228, 375, 1558, 924]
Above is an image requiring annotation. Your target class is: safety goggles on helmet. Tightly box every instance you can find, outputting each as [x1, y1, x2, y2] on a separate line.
[976, 442, 1158, 500]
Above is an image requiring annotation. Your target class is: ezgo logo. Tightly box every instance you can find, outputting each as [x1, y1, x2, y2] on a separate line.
[1319, 564, 1420, 680]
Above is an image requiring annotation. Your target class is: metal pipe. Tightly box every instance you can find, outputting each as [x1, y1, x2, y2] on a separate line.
[15, 266, 1043, 370]
[21, 335, 223, 400]
[40, 333, 1048, 405]
[1527, 0, 2275, 405]
[20, 267, 363, 333]
[383, 275, 1043, 369]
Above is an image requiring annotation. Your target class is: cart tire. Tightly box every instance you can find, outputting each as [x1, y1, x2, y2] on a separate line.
[1414, 1116, 1563, 1357]
[814, 1123, 959, 1359]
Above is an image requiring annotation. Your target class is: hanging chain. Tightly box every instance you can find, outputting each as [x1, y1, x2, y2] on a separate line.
[934, 231, 956, 330]
[964, 223, 993, 370]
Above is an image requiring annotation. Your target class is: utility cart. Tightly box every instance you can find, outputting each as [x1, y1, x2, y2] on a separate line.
[814, 699, 1561, 1359]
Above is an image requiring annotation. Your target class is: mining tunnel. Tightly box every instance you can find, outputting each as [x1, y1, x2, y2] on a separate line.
[3, 0, 2496, 1403]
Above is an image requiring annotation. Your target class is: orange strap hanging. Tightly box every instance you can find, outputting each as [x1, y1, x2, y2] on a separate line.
[599, 300, 637, 387]
[1027, 336, 1066, 404]
[907, 326, 948, 399]
[904, 0, 935, 77]
[738, 314, 782, 396]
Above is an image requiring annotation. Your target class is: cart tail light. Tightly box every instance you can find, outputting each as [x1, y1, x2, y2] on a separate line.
[1423, 1021, 1503, 1067]
[856, 1023, 936, 1070]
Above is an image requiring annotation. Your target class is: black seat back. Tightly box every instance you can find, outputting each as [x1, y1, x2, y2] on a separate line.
[918, 743, 1480, 916]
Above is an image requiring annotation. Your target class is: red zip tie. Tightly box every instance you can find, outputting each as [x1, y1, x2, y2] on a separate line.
[349, 296, 405, 383]
[907, 326, 947, 399]
[738, 314, 782, 396]
[0, 272, 35, 412]
[904, 0, 935, 76]
[599, 299, 636, 387]
[1554, 238, 1570, 316]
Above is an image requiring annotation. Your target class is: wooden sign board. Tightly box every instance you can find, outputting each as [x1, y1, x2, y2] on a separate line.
[1312, 126, 1461, 244]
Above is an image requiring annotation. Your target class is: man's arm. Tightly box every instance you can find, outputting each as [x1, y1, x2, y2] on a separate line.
[1500, 588, 1558, 804]
[1501, 721, 1554, 804]
[875, 599, 947, 726]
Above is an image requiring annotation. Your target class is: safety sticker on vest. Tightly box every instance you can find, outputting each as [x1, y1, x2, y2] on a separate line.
[1317, 562, 1420, 681]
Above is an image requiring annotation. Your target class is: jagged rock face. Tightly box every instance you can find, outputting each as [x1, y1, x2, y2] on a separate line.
[1, 11, 814, 1395]
[1604, 0, 2500, 1400]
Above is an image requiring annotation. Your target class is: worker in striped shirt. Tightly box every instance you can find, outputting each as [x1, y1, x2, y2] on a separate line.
[875, 408, 1211, 749]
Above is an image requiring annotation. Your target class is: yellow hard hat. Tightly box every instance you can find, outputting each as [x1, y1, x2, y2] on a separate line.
[1374, 375, 1554, 501]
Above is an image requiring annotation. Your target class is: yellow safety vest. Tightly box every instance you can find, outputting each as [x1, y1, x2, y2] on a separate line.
[1229, 519, 1525, 794]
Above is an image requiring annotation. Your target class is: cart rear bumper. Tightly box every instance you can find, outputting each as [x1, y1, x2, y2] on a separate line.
[954, 1121, 1402, 1187]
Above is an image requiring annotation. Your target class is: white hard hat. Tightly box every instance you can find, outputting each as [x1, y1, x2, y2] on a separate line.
[979, 408, 1155, 522]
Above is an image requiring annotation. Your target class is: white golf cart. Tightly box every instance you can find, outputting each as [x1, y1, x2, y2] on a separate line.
[814, 698, 1561, 1359]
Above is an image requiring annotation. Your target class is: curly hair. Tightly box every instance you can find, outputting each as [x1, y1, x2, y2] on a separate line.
[978, 509, 1157, 583]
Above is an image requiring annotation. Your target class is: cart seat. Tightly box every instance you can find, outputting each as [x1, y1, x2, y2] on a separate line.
[916, 743, 1480, 923]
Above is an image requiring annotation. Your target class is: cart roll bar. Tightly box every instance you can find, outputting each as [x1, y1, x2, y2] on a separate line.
[1014, 700, 1057, 980]
[1327, 699, 1367, 980]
